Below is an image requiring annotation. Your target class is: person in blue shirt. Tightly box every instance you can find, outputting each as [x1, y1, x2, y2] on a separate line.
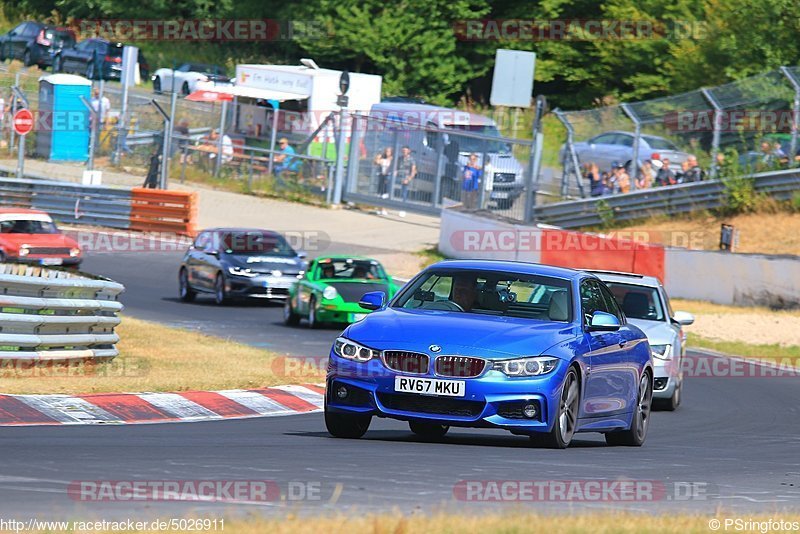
[462, 153, 483, 209]
[274, 138, 301, 176]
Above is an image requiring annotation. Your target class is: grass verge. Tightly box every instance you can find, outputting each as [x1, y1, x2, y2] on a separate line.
[30, 512, 800, 534]
[415, 246, 448, 269]
[686, 333, 800, 362]
[0, 316, 324, 395]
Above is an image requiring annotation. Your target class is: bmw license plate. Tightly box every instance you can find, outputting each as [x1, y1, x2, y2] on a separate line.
[349, 313, 367, 322]
[40, 258, 63, 266]
[491, 191, 509, 199]
[394, 376, 465, 397]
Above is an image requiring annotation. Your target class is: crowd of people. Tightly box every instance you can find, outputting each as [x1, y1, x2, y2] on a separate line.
[586, 153, 707, 197]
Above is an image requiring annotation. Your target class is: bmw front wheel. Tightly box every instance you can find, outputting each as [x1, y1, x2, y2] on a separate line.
[531, 367, 580, 449]
[325, 405, 371, 439]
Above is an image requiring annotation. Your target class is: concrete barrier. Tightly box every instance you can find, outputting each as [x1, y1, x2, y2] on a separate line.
[439, 207, 800, 308]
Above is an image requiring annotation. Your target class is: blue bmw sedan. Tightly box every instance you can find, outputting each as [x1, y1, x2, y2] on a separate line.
[325, 260, 654, 448]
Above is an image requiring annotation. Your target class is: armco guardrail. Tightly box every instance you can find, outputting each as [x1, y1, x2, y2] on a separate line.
[130, 188, 197, 236]
[0, 177, 132, 229]
[0, 176, 197, 235]
[532, 168, 800, 228]
[0, 263, 124, 362]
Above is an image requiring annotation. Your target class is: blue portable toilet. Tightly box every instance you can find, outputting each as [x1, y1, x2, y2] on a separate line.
[36, 74, 92, 161]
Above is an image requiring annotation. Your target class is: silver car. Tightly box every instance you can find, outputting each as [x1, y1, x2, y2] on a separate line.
[561, 130, 689, 174]
[592, 271, 694, 411]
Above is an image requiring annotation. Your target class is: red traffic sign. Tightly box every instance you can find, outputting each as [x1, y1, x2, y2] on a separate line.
[13, 109, 34, 136]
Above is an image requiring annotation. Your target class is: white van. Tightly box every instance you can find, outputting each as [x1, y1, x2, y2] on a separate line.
[366, 102, 526, 209]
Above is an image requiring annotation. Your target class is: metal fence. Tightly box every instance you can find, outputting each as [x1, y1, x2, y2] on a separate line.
[531, 168, 800, 228]
[557, 66, 800, 197]
[0, 263, 124, 363]
[344, 112, 537, 220]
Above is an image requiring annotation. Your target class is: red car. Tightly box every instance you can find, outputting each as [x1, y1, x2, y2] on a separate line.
[0, 209, 82, 268]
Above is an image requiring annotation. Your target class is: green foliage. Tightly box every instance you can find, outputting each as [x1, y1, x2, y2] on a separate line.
[720, 173, 759, 215]
[4, 0, 800, 109]
[791, 192, 800, 213]
[596, 199, 615, 228]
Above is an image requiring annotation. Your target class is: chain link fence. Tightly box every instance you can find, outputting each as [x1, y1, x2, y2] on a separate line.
[557, 67, 800, 199]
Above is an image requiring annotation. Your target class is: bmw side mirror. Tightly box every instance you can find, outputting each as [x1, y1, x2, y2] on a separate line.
[206, 249, 219, 257]
[672, 310, 695, 326]
[359, 291, 386, 311]
[588, 311, 621, 332]
[297, 250, 307, 260]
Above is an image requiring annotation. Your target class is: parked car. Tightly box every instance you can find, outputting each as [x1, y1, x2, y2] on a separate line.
[560, 131, 689, 174]
[152, 63, 231, 95]
[0, 208, 82, 267]
[325, 260, 654, 448]
[284, 255, 400, 328]
[366, 102, 526, 210]
[0, 21, 75, 68]
[591, 270, 694, 411]
[178, 228, 307, 305]
[53, 38, 149, 81]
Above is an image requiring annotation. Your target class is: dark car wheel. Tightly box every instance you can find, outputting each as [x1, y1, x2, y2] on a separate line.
[531, 367, 580, 449]
[23, 49, 31, 67]
[495, 198, 513, 210]
[0, 43, 6, 62]
[153, 76, 162, 94]
[178, 268, 196, 302]
[409, 421, 449, 439]
[213, 273, 228, 305]
[605, 372, 652, 446]
[283, 297, 300, 326]
[307, 296, 322, 328]
[325, 405, 371, 439]
[182, 81, 190, 96]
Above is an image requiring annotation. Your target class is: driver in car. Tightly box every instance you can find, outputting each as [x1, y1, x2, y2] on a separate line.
[451, 274, 479, 311]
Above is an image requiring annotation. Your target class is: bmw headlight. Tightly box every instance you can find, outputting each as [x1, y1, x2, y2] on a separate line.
[651, 344, 672, 360]
[322, 286, 338, 300]
[228, 266, 258, 278]
[493, 356, 559, 377]
[333, 337, 379, 362]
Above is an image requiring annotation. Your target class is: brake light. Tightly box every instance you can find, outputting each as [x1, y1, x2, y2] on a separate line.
[105, 55, 122, 63]
[36, 30, 52, 47]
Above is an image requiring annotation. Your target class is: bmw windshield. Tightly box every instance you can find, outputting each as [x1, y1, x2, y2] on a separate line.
[393, 269, 572, 321]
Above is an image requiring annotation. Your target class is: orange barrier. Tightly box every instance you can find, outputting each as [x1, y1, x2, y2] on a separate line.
[129, 188, 197, 237]
[539, 229, 665, 281]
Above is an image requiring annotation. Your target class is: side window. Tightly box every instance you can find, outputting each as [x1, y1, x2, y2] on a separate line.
[11, 23, 26, 35]
[598, 284, 625, 323]
[613, 134, 634, 147]
[193, 232, 209, 250]
[592, 134, 616, 145]
[580, 281, 609, 325]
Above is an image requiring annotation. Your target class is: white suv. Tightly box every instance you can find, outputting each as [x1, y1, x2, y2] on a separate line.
[592, 271, 694, 411]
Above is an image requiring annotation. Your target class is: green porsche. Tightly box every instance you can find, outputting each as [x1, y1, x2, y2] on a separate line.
[283, 256, 400, 328]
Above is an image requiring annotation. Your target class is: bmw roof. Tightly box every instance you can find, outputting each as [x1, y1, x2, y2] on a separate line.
[588, 269, 663, 288]
[427, 260, 586, 280]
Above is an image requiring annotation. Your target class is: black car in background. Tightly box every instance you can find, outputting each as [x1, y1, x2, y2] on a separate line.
[53, 38, 149, 80]
[0, 21, 75, 67]
[178, 228, 307, 305]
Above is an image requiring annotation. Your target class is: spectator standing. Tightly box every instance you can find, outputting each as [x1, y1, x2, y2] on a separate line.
[90, 88, 111, 127]
[373, 147, 393, 199]
[397, 145, 417, 204]
[655, 158, 676, 186]
[588, 163, 605, 197]
[682, 155, 704, 182]
[615, 163, 631, 194]
[461, 153, 483, 209]
[637, 160, 654, 189]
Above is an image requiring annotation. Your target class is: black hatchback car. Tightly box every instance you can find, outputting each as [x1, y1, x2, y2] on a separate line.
[53, 38, 149, 80]
[0, 21, 75, 68]
[179, 228, 307, 305]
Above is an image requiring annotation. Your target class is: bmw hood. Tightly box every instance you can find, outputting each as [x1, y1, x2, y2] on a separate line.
[344, 308, 579, 359]
[627, 318, 674, 346]
[224, 254, 305, 274]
